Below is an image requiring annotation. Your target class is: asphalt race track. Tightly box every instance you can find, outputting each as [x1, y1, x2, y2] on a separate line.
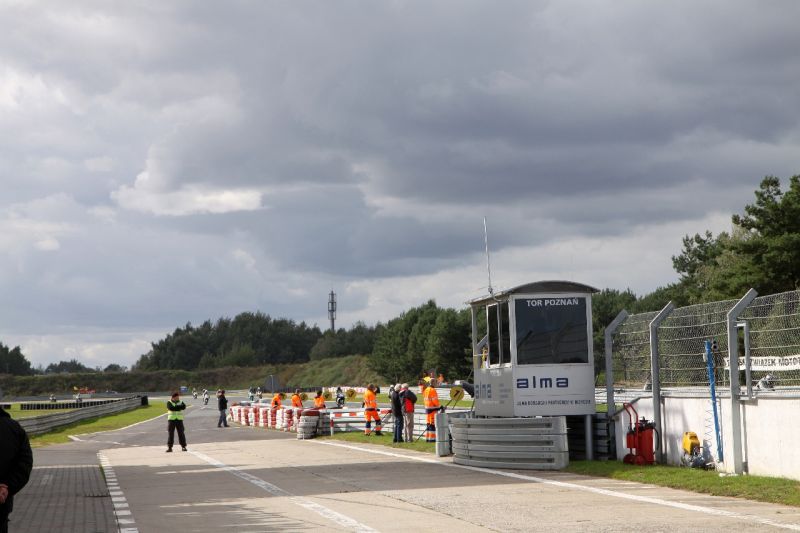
[15, 396, 800, 532]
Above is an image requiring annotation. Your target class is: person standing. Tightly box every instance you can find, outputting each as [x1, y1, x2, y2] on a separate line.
[362, 384, 382, 436]
[166, 392, 188, 452]
[217, 390, 229, 428]
[421, 380, 441, 443]
[0, 404, 33, 533]
[390, 383, 404, 442]
[291, 389, 304, 409]
[400, 383, 416, 442]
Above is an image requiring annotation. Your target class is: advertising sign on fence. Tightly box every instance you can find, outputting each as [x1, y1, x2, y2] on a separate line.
[726, 354, 800, 372]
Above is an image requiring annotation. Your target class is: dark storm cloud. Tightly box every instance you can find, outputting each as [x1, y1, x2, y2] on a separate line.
[2, 1, 800, 366]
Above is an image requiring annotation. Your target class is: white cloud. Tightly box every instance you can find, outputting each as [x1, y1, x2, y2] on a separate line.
[112, 181, 263, 216]
[34, 237, 60, 251]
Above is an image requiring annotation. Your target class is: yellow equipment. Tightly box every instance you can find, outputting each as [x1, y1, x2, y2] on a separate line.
[682, 431, 700, 455]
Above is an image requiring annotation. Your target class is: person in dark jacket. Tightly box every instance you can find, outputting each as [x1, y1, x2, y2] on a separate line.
[0, 405, 33, 533]
[166, 392, 188, 452]
[390, 383, 404, 442]
[217, 390, 229, 428]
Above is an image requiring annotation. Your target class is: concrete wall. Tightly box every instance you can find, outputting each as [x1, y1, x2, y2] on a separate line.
[613, 394, 800, 480]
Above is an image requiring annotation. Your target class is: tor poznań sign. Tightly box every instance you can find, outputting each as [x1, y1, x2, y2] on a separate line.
[511, 295, 596, 417]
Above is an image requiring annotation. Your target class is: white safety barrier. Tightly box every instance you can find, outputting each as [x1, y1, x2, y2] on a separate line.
[450, 416, 569, 470]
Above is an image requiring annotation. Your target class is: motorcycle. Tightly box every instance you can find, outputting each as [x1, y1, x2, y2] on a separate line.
[203, 395, 209, 405]
[336, 393, 345, 408]
[193, 391, 198, 399]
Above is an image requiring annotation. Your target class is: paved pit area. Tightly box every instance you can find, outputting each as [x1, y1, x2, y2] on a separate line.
[101, 437, 800, 532]
[16, 399, 800, 532]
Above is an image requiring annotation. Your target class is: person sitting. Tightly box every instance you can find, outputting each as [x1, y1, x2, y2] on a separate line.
[313, 390, 326, 409]
[291, 389, 304, 409]
[271, 391, 282, 409]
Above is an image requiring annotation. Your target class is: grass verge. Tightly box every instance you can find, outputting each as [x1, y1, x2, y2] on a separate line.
[321, 431, 436, 454]
[28, 404, 165, 447]
[565, 460, 800, 507]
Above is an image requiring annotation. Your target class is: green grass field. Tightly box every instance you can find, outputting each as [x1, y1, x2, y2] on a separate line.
[27, 403, 166, 447]
[565, 460, 800, 507]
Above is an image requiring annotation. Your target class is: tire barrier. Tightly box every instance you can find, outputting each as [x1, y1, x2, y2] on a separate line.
[19, 398, 121, 410]
[450, 416, 569, 470]
[229, 403, 472, 447]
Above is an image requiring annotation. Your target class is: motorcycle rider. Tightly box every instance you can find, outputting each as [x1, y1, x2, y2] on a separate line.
[335, 386, 345, 408]
[202, 389, 209, 405]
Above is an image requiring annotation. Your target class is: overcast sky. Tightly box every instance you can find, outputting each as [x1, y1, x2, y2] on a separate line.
[2, 1, 799, 369]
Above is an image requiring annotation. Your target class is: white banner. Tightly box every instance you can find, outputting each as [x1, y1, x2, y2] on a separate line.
[725, 354, 800, 371]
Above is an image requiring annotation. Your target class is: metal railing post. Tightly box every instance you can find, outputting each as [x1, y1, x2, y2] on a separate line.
[649, 301, 674, 464]
[605, 310, 629, 418]
[727, 288, 758, 474]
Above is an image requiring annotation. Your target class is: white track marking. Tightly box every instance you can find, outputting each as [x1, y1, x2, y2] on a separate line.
[98, 452, 138, 533]
[314, 441, 800, 531]
[190, 450, 378, 533]
[69, 412, 168, 441]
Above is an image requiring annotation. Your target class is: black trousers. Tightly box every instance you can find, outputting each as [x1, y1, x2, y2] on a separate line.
[167, 419, 187, 449]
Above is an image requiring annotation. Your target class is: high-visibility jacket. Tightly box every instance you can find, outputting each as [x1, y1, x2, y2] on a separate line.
[166, 400, 185, 421]
[291, 394, 303, 408]
[313, 396, 326, 408]
[271, 394, 282, 408]
[423, 386, 440, 412]
[363, 389, 377, 410]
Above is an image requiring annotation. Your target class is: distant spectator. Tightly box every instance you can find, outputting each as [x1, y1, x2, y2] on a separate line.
[390, 383, 404, 443]
[271, 391, 282, 409]
[291, 389, 304, 409]
[313, 390, 326, 409]
[217, 390, 228, 428]
[400, 383, 416, 442]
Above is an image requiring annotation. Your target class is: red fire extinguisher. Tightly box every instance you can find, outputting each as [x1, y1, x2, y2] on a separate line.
[622, 403, 657, 465]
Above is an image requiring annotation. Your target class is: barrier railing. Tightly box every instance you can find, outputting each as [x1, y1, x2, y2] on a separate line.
[450, 416, 569, 470]
[18, 397, 143, 436]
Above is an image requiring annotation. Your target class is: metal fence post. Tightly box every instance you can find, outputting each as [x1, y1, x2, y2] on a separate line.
[605, 310, 629, 418]
[727, 288, 758, 474]
[649, 301, 674, 464]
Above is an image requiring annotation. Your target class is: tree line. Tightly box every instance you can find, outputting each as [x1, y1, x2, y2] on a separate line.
[3, 175, 798, 382]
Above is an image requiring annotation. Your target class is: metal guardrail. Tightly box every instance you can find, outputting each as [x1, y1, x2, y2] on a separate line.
[18, 397, 143, 436]
[450, 416, 569, 470]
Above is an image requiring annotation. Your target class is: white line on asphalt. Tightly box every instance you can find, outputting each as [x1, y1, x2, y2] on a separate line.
[98, 452, 138, 533]
[189, 450, 378, 533]
[313, 441, 800, 531]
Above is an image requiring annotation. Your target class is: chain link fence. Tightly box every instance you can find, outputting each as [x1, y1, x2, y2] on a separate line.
[611, 311, 657, 389]
[608, 289, 800, 394]
[739, 290, 800, 390]
[657, 299, 737, 389]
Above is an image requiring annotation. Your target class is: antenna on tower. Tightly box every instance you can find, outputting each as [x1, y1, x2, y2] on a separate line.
[483, 216, 495, 297]
[328, 290, 337, 332]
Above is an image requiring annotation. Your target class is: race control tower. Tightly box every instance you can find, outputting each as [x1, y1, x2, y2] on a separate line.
[468, 280, 599, 418]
